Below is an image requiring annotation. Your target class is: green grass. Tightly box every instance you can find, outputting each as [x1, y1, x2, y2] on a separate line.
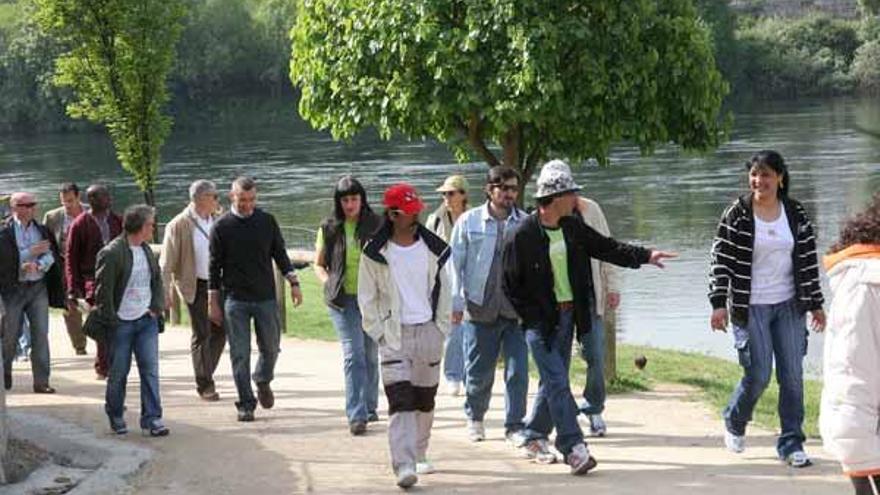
[171, 269, 822, 438]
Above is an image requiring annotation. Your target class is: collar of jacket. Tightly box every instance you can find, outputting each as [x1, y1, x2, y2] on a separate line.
[363, 222, 450, 268]
[479, 202, 525, 223]
[824, 243, 880, 271]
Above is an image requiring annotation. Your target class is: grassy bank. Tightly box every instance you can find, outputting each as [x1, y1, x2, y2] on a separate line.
[266, 270, 821, 438]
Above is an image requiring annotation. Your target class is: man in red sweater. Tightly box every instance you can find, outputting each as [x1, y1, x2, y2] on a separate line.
[65, 184, 122, 379]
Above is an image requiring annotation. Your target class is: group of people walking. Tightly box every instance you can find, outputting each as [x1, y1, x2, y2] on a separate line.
[0, 151, 877, 493]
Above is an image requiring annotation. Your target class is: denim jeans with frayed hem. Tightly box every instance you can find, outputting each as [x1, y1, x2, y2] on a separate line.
[578, 315, 606, 416]
[225, 298, 280, 412]
[523, 309, 584, 456]
[105, 314, 162, 430]
[723, 298, 808, 458]
[327, 295, 379, 423]
[463, 317, 528, 433]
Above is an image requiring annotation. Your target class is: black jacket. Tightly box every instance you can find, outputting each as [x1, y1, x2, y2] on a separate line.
[0, 218, 65, 308]
[708, 194, 824, 327]
[318, 210, 382, 308]
[502, 213, 651, 339]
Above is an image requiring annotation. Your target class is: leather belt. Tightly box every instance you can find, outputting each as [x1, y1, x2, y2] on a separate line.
[557, 301, 574, 311]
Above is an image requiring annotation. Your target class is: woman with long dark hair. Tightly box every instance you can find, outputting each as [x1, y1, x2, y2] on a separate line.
[314, 176, 382, 435]
[709, 150, 825, 467]
[820, 193, 880, 495]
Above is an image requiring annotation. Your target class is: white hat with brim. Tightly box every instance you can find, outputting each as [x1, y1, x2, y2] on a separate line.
[533, 160, 581, 199]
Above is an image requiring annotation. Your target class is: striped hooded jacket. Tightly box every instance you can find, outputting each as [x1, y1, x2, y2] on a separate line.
[709, 194, 824, 327]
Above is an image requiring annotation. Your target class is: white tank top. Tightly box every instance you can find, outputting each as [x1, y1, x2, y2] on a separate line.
[750, 204, 796, 305]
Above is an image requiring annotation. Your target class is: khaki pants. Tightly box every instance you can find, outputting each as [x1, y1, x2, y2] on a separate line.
[380, 321, 444, 473]
[63, 305, 87, 352]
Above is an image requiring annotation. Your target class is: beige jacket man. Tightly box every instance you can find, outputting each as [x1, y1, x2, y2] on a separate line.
[161, 205, 219, 304]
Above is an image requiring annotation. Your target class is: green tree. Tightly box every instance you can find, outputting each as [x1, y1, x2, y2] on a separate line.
[291, 0, 728, 184]
[860, 0, 880, 16]
[34, 0, 186, 205]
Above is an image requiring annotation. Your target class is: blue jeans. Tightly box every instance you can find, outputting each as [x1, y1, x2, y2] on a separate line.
[578, 316, 605, 415]
[225, 298, 281, 412]
[523, 309, 583, 456]
[463, 318, 529, 432]
[1, 281, 50, 386]
[327, 295, 379, 423]
[723, 298, 808, 458]
[105, 314, 162, 429]
[443, 322, 465, 383]
[17, 315, 30, 359]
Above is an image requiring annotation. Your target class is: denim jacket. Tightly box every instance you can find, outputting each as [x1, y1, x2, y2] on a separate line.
[449, 202, 526, 313]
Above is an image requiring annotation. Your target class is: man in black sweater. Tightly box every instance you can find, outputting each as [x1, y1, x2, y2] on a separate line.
[209, 177, 303, 422]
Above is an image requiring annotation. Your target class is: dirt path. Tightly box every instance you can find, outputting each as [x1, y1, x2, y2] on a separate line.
[5, 321, 848, 494]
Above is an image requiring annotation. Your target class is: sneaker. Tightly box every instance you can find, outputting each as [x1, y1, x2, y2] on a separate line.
[588, 414, 607, 437]
[446, 380, 461, 397]
[416, 459, 436, 474]
[142, 422, 170, 437]
[367, 412, 380, 423]
[566, 443, 598, 476]
[109, 417, 128, 435]
[396, 465, 418, 489]
[782, 450, 812, 468]
[521, 439, 557, 464]
[724, 430, 745, 453]
[350, 420, 367, 436]
[200, 390, 220, 402]
[505, 429, 528, 448]
[257, 382, 274, 409]
[467, 420, 485, 442]
[237, 409, 255, 422]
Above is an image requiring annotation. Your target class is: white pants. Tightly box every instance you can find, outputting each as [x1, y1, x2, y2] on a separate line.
[380, 321, 444, 473]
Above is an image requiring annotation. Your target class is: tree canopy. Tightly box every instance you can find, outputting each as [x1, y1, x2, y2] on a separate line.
[291, 0, 728, 183]
[35, 0, 186, 205]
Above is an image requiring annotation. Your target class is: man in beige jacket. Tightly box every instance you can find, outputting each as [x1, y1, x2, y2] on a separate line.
[161, 180, 225, 401]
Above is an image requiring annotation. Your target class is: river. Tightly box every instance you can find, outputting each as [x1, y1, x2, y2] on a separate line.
[1, 95, 879, 374]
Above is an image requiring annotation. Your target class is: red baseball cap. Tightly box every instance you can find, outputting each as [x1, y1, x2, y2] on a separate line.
[383, 183, 425, 215]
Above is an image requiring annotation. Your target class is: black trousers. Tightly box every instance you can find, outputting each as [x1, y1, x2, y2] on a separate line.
[187, 280, 227, 394]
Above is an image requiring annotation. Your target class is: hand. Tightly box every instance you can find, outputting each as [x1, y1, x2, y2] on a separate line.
[28, 240, 50, 257]
[810, 309, 826, 332]
[648, 250, 678, 268]
[21, 262, 39, 274]
[607, 292, 621, 310]
[710, 308, 728, 332]
[208, 294, 223, 326]
[66, 299, 79, 313]
[290, 285, 303, 307]
[451, 311, 463, 325]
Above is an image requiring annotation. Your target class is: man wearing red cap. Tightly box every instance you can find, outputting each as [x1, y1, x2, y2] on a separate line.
[358, 183, 451, 489]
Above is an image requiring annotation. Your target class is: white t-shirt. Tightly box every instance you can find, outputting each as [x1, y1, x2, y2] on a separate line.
[750, 205, 796, 305]
[191, 213, 214, 280]
[117, 246, 153, 321]
[384, 239, 433, 325]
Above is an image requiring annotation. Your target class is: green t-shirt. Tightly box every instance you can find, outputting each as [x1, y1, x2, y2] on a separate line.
[315, 220, 361, 295]
[545, 227, 573, 303]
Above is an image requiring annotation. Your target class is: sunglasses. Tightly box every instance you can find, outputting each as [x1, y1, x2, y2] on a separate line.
[492, 184, 519, 193]
[441, 191, 462, 197]
[15, 202, 37, 208]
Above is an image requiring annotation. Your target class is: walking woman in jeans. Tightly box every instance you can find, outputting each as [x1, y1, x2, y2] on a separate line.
[314, 176, 382, 436]
[709, 150, 825, 467]
[820, 193, 880, 495]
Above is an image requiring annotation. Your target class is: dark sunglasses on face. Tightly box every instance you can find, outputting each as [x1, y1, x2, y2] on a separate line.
[441, 191, 462, 197]
[15, 202, 37, 208]
[492, 184, 518, 193]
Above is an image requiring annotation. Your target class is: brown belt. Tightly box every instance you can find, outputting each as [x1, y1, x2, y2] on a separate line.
[557, 301, 574, 311]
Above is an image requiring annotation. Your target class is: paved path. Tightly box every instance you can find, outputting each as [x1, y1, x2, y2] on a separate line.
[6, 321, 848, 494]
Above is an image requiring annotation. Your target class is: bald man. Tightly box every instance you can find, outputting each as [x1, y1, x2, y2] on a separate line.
[0, 192, 65, 393]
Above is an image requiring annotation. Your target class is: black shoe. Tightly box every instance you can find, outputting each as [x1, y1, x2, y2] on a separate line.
[256, 382, 274, 409]
[350, 421, 367, 436]
[237, 409, 255, 422]
[33, 384, 56, 394]
[199, 390, 220, 402]
[4, 372, 11, 391]
[75, 348, 88, 356]
[367, 412, 379, 422]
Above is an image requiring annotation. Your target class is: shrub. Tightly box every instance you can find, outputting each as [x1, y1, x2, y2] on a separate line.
[853, 40, 880, 92]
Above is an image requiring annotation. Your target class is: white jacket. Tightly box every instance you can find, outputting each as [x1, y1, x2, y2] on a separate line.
[358, 224, 451, 351]
[820, 252, 880, 476]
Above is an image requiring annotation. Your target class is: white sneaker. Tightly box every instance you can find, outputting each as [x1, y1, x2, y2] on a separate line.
[520, 438, 557, 464]
[416, 459, 436, 474]
[505, 429, 528, 448]
[396, 465, 418, 489]
[446, 380, 461, 397]
[567, 443, 598, 475]
[467, 420, 485, 442]
[588, 414, 607, 437]
[724, 430, 745, 453]
[782, 450, 812, 468]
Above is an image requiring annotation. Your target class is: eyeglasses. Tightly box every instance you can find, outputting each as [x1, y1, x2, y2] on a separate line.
[14, 202, 37, 209]
[492, 184, 519, 193]
[441, 191, 461, 197]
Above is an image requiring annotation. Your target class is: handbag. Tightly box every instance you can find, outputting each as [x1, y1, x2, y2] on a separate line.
[82, 310, 113, 343]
